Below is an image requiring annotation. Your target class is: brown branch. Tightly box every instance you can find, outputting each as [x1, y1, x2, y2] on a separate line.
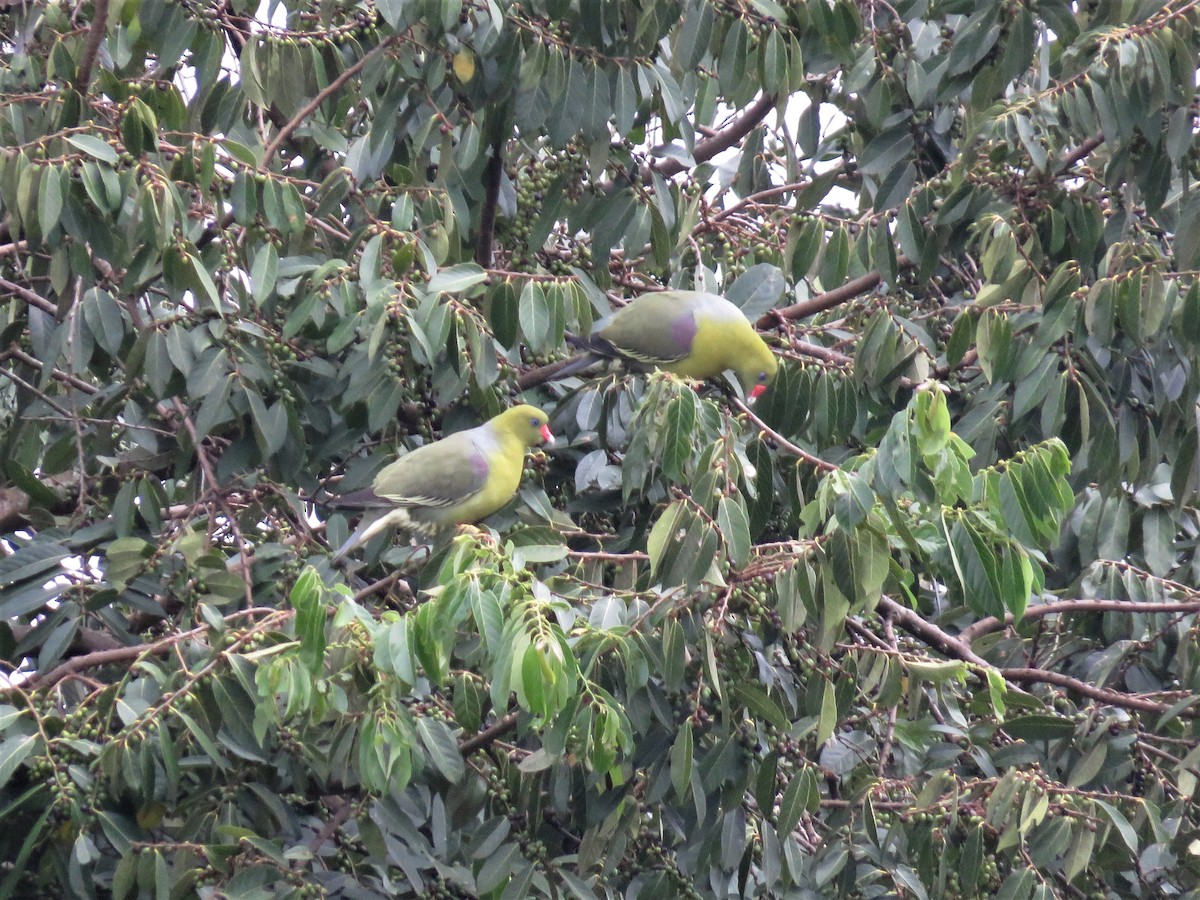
[878, 597, 1196, 717]
[458, 711, 520, 755]
[475, 137, 504, 267]
[1000, 668, 1185, 716]
[959, 597, 1200, 645]
[515, 356, 584, 391]
[1057, 132, 1104, 174]
[711, 169, 848, 223]
[13, 631, 197, 693]
[10, 622, 122, 655]
[761, 257, 914, 327]
[0, 277, 58, 316]
[352, 570, 415, 606]
[0, 360, 77, 419]
[877, 615, 899, 776]
[568, 549, 649, 562]
[214, 0, 250, 55]
[878, 597, 989, 667]
[72, 0, 111, 94]
[304, 797, 352, 859]
[3, 345, 99, 395]
[261, 38, 397, 169]
[790, 339, 853, 368]
[647, 92, 778, 181]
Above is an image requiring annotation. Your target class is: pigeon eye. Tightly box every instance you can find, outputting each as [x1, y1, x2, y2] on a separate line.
[531, 417, 540, 426]
[758, 372, 767, 382]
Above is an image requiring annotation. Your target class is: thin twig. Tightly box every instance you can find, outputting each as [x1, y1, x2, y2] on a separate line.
[172, 399, 255, 607]
[710, 168, 850, 224]
[304, 797, 353, 859]
[732, 397, 838, 471]
[877, 614, 899, 777]
[261, 37, 398, 168]
[0, 364, 77, 418]
[1057, 132, 1104, 174]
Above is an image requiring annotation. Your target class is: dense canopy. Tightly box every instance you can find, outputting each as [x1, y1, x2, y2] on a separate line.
[2, 0, 1200, 897]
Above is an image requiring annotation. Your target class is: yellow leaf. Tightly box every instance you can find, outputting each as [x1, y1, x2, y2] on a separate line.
[137, 802, 166, 829]
[453, 49, 475, 83]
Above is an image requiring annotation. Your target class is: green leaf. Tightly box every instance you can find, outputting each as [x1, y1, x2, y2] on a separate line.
[476, 842, 519, 895]
[290, 567, 325, 674]
[816, 678, 837, 744]
[670, 721, 693, 800]
[730, 682, 789, 731]
[960, 825, 983, 893]
[415, 717, 464, 783]
[1142, 508, 1175, 576]
[1003, 714, 1076, 742]
[1093, 798, 1138, 854]
[0, 735, 36, 790]
[518, 281, 549, 352]
[66, 134, 119, 164]
[647, 501, 686, 579]
[776, 771, 806, 836]
[250, 243, 278, 304]
[726, 264, 785, 320]
[428, 263, 487, 294]
[82, 288, 127, 355]
[1067, 741, 1107, 788]
[661, 392, 697, 482]
[716, 495, 751, 568]
[36, 165, 62, 234]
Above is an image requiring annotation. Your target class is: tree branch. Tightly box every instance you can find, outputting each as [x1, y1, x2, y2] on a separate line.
[13, 630, 197, 693]
[72, 0, 111, 95]
[475, 137, 504, 267]
[515, 356, 584, 391]
[790, 339, 853, 368]
[1001, 668, 1186, 716]
[0, 277, 58, 316]
[710, 168, 849, 223]
[458, 711, 520, 755]
[877, 597, 989, 666]
[646, 92, 778, 181]
[3, 345, 99, 395]
[878, 597, 1198, 718]
[304, 797, 353, 859]
[761, 257, 914, 327]
[10, 622, 122, 655]
[959, 597, 1200, 645]
[7, 607, 282, 692]
[1057, 132, 1104, 174]
[261, 38, 397, 169]
[732, 397, 838, 471]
